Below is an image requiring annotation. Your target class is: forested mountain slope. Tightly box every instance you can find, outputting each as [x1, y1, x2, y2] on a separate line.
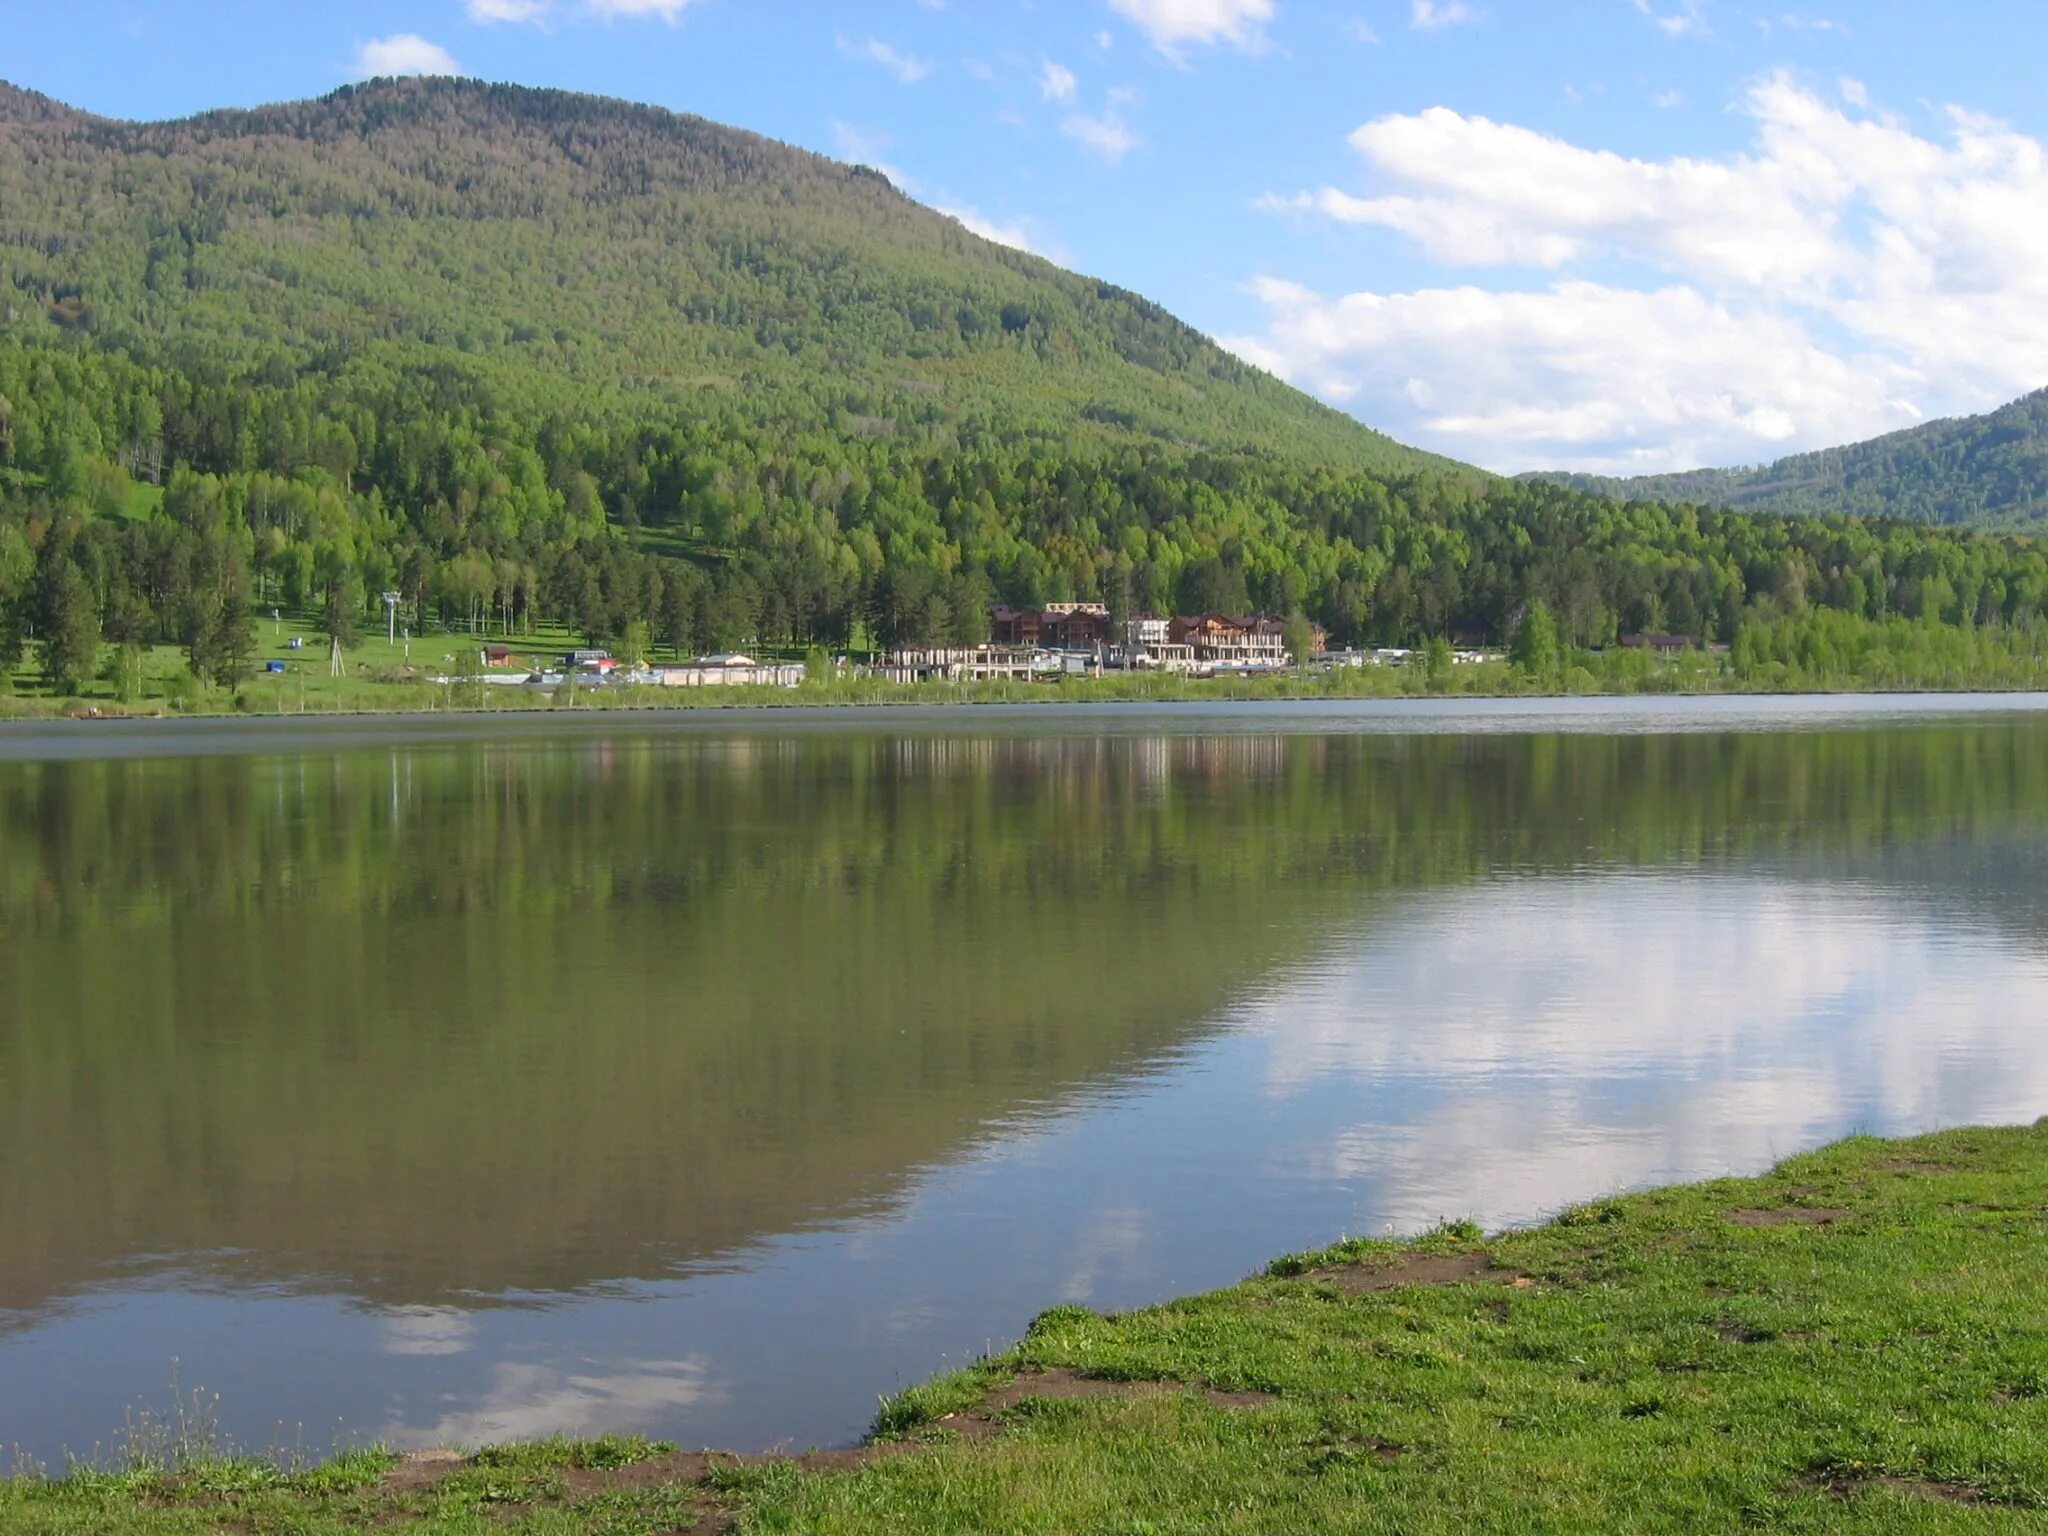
[1, 77, 2045, 694]
[0, 76, 1431, 476]
[1527, 388, 2048, 532]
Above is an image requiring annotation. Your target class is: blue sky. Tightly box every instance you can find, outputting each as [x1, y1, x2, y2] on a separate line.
[10, 1, 2048, 474]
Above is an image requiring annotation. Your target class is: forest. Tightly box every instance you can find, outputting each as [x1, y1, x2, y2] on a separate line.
[1531, 386, 2048, 533]
[2, 77, 2045, 701]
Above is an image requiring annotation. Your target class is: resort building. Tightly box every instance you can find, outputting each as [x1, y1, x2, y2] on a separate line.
[1168, 614, 1328, 668]
[868, 646, 1045, 684]
[990, 603, 1113, 649]
[650, 654, 806, 688]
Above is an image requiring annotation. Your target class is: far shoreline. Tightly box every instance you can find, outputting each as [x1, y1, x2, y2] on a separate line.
[4, 687, 2048, 761]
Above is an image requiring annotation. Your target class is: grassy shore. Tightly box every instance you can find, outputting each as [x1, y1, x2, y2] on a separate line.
[8, 611, 2048, 721]
[5, 1123, 2044, 1532]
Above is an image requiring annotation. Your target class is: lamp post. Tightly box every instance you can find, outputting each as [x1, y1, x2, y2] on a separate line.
[382, 591, 401, 645]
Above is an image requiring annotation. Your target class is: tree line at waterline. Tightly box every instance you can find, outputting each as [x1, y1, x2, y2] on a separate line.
[7, 338, 2048, 704]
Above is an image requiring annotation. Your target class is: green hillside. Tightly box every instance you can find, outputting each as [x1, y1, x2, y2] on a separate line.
[2, 77, 2046, 703]
[0, 77, 1436, 477]
[1528, 388, 2048, 532]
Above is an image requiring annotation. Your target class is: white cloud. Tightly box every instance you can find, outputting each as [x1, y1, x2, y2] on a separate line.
[1653, 88, 1684, 109]
[586, 0, 705, 17]
[1107, 0, 1274, 58]
[350, 34, 464, 78]
[1250, 875, 2048, 1234]
[1764, 11, 1847, 37]
[841, 37, 934, 84]
[377, 1307, 477, 1358]
[466, 0, 709, 19]
[832, 125, 1057, 260]
[1343, 17, 1382, 44]
[467, 0, 550, 20]
[1223, 278, 1917, 473]
[1242, 74, 2048, 471]
[1063, 107, 1141, 162]
[1039, 59, 1079, 102]
[939, 204, 1045, 257]
[1632, 0, 1707, 38]
[1409, 0, 1476, 31]
[386, 1358, 723, 1447]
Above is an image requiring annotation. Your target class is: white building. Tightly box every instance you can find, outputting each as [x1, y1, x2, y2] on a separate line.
[650, 654, 806, 688]
[867, 646, 1045, 684]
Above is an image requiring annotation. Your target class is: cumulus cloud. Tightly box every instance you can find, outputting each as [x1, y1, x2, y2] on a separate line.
[1060, 88, 1144, 163]
[1224, 278, 1918, 471]
[1632, 0, 1708, 38]
[1063, 106, 1141, 162]
[1239, 74, 2048, 472]
[832, 125, 1057, 260]
[350, 34, 464, 78]
[465, 0, 708, 20]
[939, 205, 1045, 256]
[841, 37, 934, 84]
[1107, 0, 1274, 58]
[1410, 0, 1477, 31]
[467, 0, 551, 21]
[586, 0, 706, 17]
[1039, 59, 1079, 102]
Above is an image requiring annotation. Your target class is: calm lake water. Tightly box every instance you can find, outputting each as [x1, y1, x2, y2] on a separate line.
[3, 696, 2047, 1462]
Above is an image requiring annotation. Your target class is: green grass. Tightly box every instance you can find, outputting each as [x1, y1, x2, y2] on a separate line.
[2, 1124, 2043, 1531]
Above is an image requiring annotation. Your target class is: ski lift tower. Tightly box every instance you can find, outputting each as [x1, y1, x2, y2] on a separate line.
[382, 591, 402, 645]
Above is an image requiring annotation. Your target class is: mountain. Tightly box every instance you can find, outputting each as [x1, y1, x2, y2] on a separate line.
[1526, 388, 2048, 532]
[1, 78, 2044, 684]
[0, 76, 1441, 478]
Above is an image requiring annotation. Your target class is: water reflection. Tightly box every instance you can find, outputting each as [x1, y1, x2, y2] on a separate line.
[1, 711, 2045, 1459]
[1254, 875, 2048, 1231]
[391, 1356, 725, 1449]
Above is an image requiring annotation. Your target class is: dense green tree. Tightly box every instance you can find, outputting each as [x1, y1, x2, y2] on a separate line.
[1424, 635, 1453, 688]
[324, 568, 363, 650]
[1511, 601, 1560, 677]
[1284, 612, 1316, 668]
[211, 557, 254, 691]
[0, 522, 31, 669]
[39, 552, 102, 694]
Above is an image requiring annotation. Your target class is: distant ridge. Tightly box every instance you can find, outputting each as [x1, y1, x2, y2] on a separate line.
[1525, 388, 2048, 533]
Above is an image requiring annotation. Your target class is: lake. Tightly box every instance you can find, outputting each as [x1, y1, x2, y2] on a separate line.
[3, 696, 2046, 1464]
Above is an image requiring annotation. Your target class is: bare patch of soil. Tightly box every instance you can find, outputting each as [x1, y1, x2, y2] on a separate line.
[1811, 1471, 1989, 1506]
[381, 1449, 466, 1495]
[1304, 1436, 1404, 1471]
[555, 1441, 921, 1501]
[1304, 1252, 1517, 1293]
[1726, 1207, 1849, 1228]
[557, 1452, 720, 1498]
